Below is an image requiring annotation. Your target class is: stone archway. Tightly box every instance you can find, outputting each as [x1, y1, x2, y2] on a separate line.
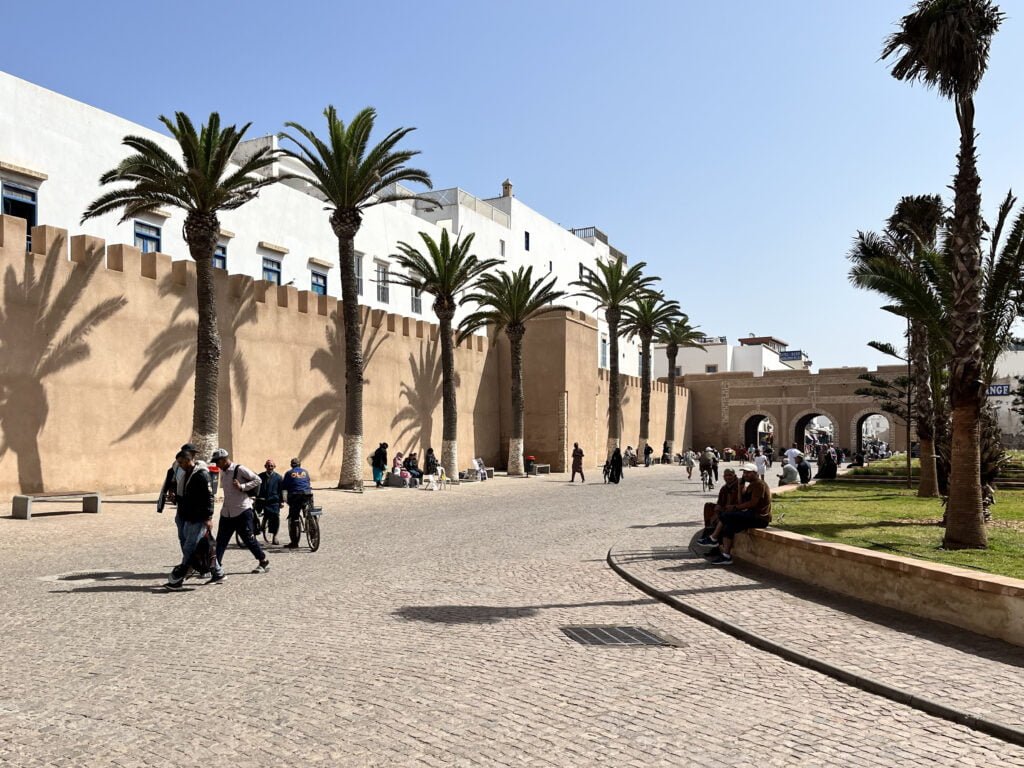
[849, 408, 889, 453]
[789, 408, 840, 452]
[737, 409, 778, 451]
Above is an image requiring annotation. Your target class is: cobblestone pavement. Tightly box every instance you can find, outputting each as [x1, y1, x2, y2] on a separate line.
[0, 463, 1022, 766]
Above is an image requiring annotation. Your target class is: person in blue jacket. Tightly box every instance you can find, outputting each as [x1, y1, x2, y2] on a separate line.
[281, 458, 313, 548]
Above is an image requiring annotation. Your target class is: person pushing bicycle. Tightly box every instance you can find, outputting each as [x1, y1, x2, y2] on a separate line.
[281, 458, 313, 549]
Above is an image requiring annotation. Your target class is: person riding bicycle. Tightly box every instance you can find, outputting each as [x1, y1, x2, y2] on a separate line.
[281, 457, 313, 549]
[698, 447, 718, 484]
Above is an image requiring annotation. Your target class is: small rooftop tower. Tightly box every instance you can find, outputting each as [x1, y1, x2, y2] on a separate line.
[502, 178, 514, 198]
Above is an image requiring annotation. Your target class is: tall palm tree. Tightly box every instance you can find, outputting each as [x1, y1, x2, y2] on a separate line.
[621, 292, 681, 458]
[82, 112, 279, 460]
[278, 106, 432, 488]
[849, 190, 1024, 547]
[658, 315, 706, 456]
[390, 230, 500, 479]
[888, 194, 945, 498]
[882, 0, 1004, 547]
[571, 258, 658, 457]
[459, 266, 567, 475]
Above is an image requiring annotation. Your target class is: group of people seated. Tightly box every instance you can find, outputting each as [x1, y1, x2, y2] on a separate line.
[697, 463, 773, 566]
[372, 442, 446, 489]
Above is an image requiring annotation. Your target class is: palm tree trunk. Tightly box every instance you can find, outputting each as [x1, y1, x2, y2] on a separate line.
[439, 310, 458, 479]
[910, 323, 939, 497]
[606, 306, 621, 457]
[186, 212, 221, 460]
[638, 332, 652, 456]
[944, 96, 986, 548]
[332, 212, 364, 489]
[507, 328, 525, 476]
[664, 344, 678, 455]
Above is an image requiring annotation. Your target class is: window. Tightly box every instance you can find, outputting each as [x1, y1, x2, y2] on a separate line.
[639, 351, 644, 370]
[579, 263, 585, 279]
[2, 182, 37, 249]
[674, 366, 682, 377]
[499, 239, 506, 258]
[262, 257, 282, 285]
[356, 254, 363, 296]
[705, 364, 718, 373]
[600, 335, 608, 368]
[375, 261, 389, 303]
[311, 270, 327, 295]
[524, 231, 530, 251]
[213, 244, 227, 270]
[411, 286, 422, 314]
[134, 221, 161, 253]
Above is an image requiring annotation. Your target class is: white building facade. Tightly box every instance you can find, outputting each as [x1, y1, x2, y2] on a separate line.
[0, 70, 643, 376]
[653, 334, 812, 378]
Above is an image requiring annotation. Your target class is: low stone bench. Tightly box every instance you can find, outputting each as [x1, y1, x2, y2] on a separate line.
[13, 492, 102, 520]
[732, 526, 1024, 647]
[534, 463, 551, 475]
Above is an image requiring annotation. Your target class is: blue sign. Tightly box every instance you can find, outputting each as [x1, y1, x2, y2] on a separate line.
[779, 350, 802, 361]
[988, 383, 1010, 397]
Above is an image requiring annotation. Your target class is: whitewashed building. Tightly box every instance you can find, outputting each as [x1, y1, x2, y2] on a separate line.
[653, 334, 813, 378]
[0, 70, 643, 376]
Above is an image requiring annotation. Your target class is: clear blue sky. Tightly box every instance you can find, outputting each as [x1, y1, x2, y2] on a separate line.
[4, 1, 1023, 370]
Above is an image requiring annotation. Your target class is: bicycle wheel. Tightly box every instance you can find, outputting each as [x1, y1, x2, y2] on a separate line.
[305, 513, 320, 552]
[261, 512, 272, 544]
[288, 516, 302, 547]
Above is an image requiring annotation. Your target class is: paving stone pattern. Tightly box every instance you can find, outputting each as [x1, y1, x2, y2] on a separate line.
[0, 463, 1021, 766]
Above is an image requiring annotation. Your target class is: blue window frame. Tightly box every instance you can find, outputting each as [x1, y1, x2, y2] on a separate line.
[2, 183, 37, 249]
[311, 270, 327, 295]
[213, 244, 227, 270]
[134, 221, 161, 253]
[262, 257, 281, 285]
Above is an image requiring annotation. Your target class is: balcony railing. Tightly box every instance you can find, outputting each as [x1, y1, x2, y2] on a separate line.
[568, 226, 608, 244]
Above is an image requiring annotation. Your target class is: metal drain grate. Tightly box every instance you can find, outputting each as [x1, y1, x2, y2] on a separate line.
[561, 625, 679, 647]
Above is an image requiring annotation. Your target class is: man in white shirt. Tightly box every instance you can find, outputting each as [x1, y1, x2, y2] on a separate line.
[210, 448, 269, 580]
[753, 450, 769, 479]
[784, 442, 802, 468]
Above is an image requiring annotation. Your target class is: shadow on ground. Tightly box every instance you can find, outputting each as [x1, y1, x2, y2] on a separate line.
[394, 596, 657, 625]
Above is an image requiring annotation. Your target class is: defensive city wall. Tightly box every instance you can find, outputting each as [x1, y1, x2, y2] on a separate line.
[0, 214, 689, 496]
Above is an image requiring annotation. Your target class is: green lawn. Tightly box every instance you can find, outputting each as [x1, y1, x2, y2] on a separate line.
[772, 482, 1024, 580]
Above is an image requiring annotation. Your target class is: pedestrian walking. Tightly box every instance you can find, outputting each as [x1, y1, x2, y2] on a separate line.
[164, 450, 223, 589]
[281, 458, 314, 548]
[608, 447, 623, 484]
[158, 442, 206, 555]
[571, 443, 585, 483]
[257, 459, 283, 546]
[643, 443, 654, 467]
[210, 448, 269, 577]
[753, 449, 768, 480]
[372, 442, 389, 487]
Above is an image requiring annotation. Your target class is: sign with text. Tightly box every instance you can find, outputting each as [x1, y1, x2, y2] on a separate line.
[988, 383, 1010, 397]
[779, 350, 803, 362]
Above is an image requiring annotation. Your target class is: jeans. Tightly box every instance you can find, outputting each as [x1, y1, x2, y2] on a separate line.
[718, 509, 769, 540]
[173, 520, 222, 582]
[263, 505, 280, 535]
[174, 513, 186, 554]
[215, 509, 266, 565]
[287, 494, 311, 545]
[373, 467, 384, 485]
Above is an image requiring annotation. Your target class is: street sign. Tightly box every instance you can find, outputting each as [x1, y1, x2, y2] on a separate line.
[779, 350, 802, 361]
[987, 383, 1010, 397]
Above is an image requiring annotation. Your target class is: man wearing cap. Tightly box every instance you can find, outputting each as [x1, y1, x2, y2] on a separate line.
[281, 458, 313, 548]
[697, 463, 772, 565]
[159, 443, 208, 558]
[256, 459, 284, 546]
[164, 450, 223, 590]
[210, 448, 270, 578]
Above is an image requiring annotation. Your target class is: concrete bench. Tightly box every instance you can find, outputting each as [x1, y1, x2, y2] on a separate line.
[533, 463, 551, 475]
[13, 492, 101, 520]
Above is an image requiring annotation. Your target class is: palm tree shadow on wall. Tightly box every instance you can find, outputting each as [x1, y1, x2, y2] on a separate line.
[606, 373, 632, 448]
[390, 338, 442, 453]
[116, 273, 254, 448]
[295, 311, 387, 468]
[0, 246, 127, 492]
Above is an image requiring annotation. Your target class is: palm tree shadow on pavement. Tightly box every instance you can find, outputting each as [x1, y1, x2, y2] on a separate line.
[295, 311, 387, 468]
[393, 596, 657, 624]
[116, 273, 254, 447]
[390, 338, 441, 453]
[0, 245, 127, 492]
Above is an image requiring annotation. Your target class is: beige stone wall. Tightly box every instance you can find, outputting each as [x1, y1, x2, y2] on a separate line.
[0, 215, 689, 494]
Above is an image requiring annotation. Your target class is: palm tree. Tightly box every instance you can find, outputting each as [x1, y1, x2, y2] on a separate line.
[621, 292, 681, 458]
[571, 258, 658, 457]
[390, 230, 500, 479]
[882, 0, 1004, 547]
[888, 194, 945, 498]
[658, 315, 706, 456]
[278, 106, 432, 488]
[849, 190, 1024, 546]
[82, 112, 278, 459]
[459, 266, 567, 475]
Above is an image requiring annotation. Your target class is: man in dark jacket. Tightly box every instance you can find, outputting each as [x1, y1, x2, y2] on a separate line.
[257, 459, 284, 546]
[281, 458, 313, 548]
[165, 450, 223, 590]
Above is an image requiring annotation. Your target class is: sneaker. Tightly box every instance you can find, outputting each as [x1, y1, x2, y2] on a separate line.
[252, 561, 270, 574]
[164, 580, 184, 591]
[205, 572, 226, 585]
[709, 554, 733, 566]
[696, 535, 718, 547]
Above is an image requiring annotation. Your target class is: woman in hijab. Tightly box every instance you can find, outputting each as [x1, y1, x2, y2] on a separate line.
[609, 447, 624, 484]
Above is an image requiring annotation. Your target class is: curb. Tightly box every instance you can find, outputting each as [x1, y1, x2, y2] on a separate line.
[606, 546, 1024, 749]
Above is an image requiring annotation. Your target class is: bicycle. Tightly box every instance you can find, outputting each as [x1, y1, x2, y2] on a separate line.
[700, 467, 715, 493]
[287, 495, 322, 552]
[235, 506, 269, 548]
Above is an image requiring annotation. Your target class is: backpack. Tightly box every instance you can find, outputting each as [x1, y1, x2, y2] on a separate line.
[233, 466, 260, 498]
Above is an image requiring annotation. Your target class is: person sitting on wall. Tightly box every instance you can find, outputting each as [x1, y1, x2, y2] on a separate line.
[698, 463, 772, 566]
[703, 468, 742, 527]
[796, 454, 812, 485]
[392, 452, 405, 473]
[777, 458, 799, 486]
[624, 446, 637, 468]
